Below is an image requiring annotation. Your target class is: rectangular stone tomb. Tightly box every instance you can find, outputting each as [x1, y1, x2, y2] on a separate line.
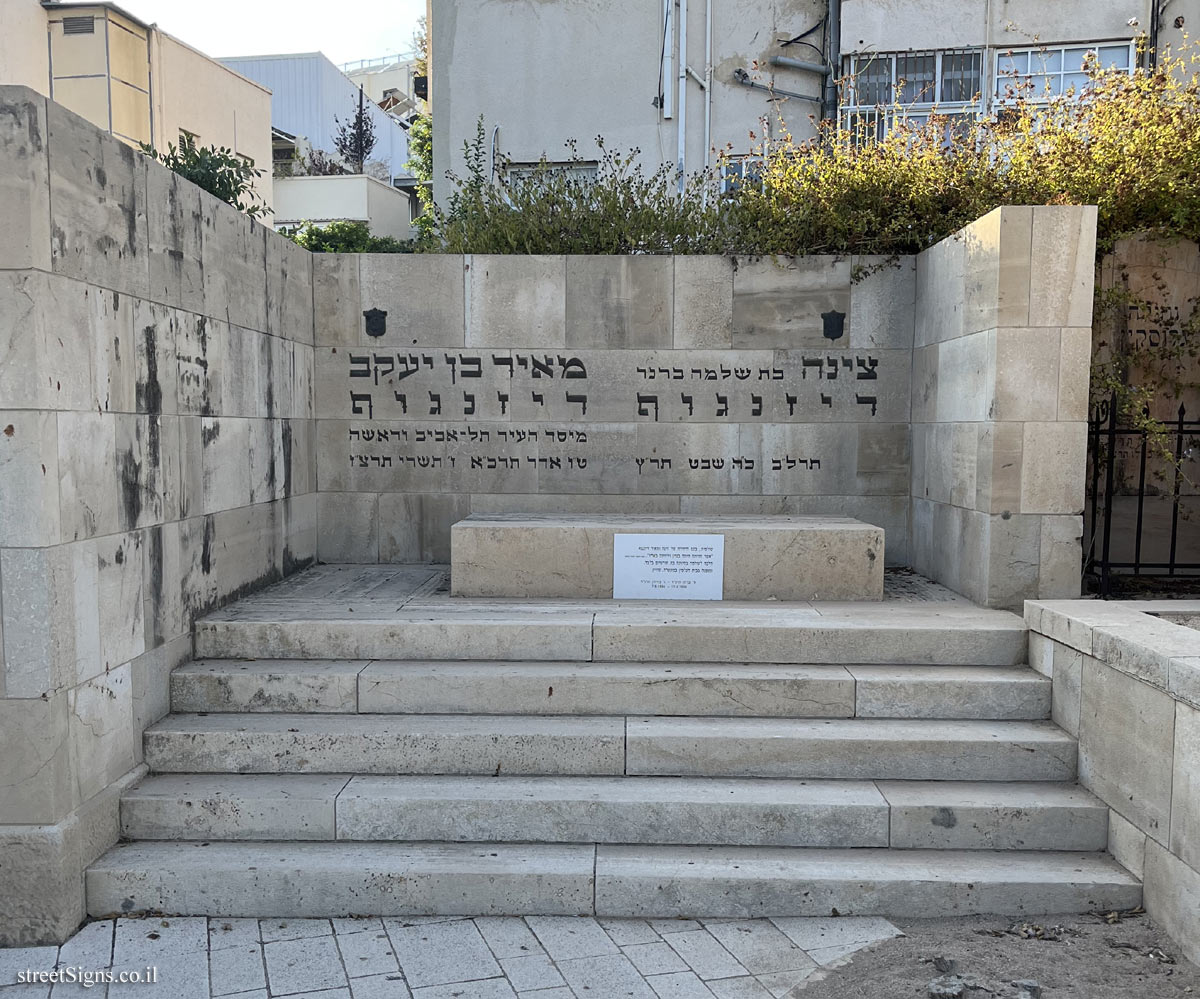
[450, 514, 884, 601]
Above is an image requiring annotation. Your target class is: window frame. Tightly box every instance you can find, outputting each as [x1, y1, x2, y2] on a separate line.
[992, 40, 1137, 102]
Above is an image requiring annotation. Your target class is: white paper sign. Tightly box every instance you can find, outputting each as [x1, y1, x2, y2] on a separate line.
[612, 534, 725, 600]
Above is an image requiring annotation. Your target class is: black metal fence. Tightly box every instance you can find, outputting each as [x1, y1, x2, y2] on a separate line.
[1086, 395, 1200, 595]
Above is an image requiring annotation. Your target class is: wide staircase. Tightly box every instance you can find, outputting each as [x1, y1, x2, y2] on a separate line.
[87, 564, 1141, 919]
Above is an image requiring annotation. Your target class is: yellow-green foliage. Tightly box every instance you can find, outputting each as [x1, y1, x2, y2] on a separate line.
[424, 45, 1200, 257]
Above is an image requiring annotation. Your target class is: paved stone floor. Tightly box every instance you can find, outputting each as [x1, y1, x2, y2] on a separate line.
[0, 914, 902, 999]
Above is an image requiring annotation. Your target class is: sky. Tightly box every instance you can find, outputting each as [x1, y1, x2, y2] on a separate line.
[115, 0, 427, 68]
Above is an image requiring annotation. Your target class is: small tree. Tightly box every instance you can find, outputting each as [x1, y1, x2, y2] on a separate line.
[412, 14, 428, 79]
[334, 88, 378, 174]
[141, 135, 268, 218]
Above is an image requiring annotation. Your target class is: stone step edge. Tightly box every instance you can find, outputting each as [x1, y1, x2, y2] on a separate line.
[118, 774, 1112, 850]
[85, 841, 1142, 919]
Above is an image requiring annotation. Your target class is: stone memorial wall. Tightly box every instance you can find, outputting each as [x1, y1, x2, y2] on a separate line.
[313, 254, 916, 565]
[0, 87, 316, 944]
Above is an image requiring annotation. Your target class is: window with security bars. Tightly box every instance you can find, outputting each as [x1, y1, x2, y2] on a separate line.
[994, 42, 1135, 100]
[841, 49, 983, 112]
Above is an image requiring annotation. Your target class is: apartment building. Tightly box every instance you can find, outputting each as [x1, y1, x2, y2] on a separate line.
[431, 0, 1196, 205]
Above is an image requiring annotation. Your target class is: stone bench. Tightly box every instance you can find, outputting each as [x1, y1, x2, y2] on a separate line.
[450, 514, 884, 601]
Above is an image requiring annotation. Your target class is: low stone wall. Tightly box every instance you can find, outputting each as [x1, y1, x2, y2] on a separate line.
[0, 86, 316, 944]
[1026, 599, 1200, 964]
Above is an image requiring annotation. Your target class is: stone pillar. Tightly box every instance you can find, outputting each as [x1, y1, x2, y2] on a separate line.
[911, 205, 1096, 608]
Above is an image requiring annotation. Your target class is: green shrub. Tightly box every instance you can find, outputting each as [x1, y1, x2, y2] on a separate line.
[142, 137, 268, 218]
[287, 219, 414, 253]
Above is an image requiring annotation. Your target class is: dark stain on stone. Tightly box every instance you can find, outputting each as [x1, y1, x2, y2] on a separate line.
[281, 420, 293, 498]
[202, 421, 221, 447]
[200, 515, 215, 575]
[112, 291, 120, 311]
[118, 447, 143, 530]
[931, 807, 958, 829]
[866, 548, 877, 562]
[95, 166, 107, 189]
[146, 524, 165, 646]
[137, 325, 162, 414]
[114, 544, 125, 565]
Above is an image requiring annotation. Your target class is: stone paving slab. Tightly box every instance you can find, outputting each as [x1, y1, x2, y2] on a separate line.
[0, 914, 904, 998]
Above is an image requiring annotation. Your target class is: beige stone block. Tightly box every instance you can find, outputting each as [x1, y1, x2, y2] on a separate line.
[0, 87, 51, 271]
[318, 492, 379, 562]
[986, 513, 1042, 609]
[96, 531, 145, 674]
[1029, 205, 1097, 329]
[1143, 840, 1200, 966]
[266, 229, 315, 344]
[933, 330, 994, 423]
[313, 253, 361, 347]
[132, 299, 180, 417]
[68, 663, 135, 805]
[1171, 700, 1200, 871]
[1023, 599, 1148, 657]
[674, 256, 734, 348]
[208, 502, 284, 602]
[201, 197, 268, 333]
[1028, 632, 1053, 678]
[1051, 645, 1084, 737]
[0, 817, 85, 946]
[1091, 615, 1200, 689]
[567, 255, 673, 348]
[1037, 514, 1083, 599]
[283, 492, 318, 573]
[47, 101, 148, 298]
[0, 693, 74, 825]
[466, 254, 566, 347]
[175, 312, 223, 416]
[379, 492, 470, 563]
[146, 165, 205, 313]
[0, 272, 52, 411]
[131, 636, 193, 765]
[1169, 656, 1200, 711]
[1, 546, 84, 697]
[1058, 327, 1093, 422]
[0, 410, 61, 547]
[360, 254, 466, 347]
[1108, 808, 1146, 879]
[910, 345, 937, 423]
[915, 230, 965, 347]
[732, 255, 850, 349]
[452, 514, 884, 600]
[975, 422, 1023, 514]
[1079, 655, 1176, 841]
[849, 256, 916, 349]
[1020, 421, 1087, 514]
[963, 206, 1033, 335]
[993, 328, 1061, 422]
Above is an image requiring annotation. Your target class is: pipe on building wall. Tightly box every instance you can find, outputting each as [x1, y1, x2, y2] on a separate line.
[733, 69, 821, 103]
[677, 0, 688, 192]
[825, 0, 841, 123]
[769, 54, 827, 75]
[662, 0, 673, 119]
[703, 0, 712, 175]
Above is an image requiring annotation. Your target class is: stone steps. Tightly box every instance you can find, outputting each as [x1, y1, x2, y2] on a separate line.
[86, 841, 1141, 920]
[142, 713, 1076, 781]
[120, 773, 1110, 851]
[193, 600, 1027, 665]
[170, 659, 1051, 719]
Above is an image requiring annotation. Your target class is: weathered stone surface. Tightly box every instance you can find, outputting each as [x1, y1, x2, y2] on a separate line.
[450, 514, 884, 601]
[467, 255, 566, 348]
[1078, 655, 1176, 841]
[1050, 645, 1084, 738]
[878, 781, 1107, 850]
[1020, 422, 1087, 514]
[1029, 205, 1097, 329]
[993, 329, 1061, 422]
[312, 253, 361, 347]
[0, 408, 61, 547]
[1170, 700, 1200, 871]
[0, 817, 85, 947]
[626, 717, 1075, 780]
[360, 254, 466, 347]
[674, 256, 734, 349]
[1142, 839, 1200, 966]
[1107, 808, 1147, 880]
[1091, 616, 1200, 689]
[962, 206, 1032, 335]
[849, 666, 1049, 720]
[171, 659, 368, 713]
[87, 841, 596, 917]
[201, 200, 268, 332]
[69, 663, 136, 805]
[733, 256, 850, 349]
[0, 87, 51, 271]
[567, 255, 672, 348]
[146, 166, 204, 314]
[849, 256, 916, 349]
[0, 693, 73, 824]
[121, 774, 349, 841]
[357, 661, 856, 717]
[594, 847, 1140, 918]
[335, 775, 889, 847]
[144, 713, 626, 775]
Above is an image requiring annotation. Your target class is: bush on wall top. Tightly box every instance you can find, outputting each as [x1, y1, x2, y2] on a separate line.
[421, 44, 1200, 259]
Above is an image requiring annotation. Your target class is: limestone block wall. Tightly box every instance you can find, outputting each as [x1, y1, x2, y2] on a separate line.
[0, 86, 316, 945]
[911, 206, 1096, 607]
[1027, 600, 1200, 964]
[312, 253, 916, 566]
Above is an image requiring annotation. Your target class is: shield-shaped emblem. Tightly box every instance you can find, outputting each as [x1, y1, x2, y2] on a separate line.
[821, 309, 846, 342]
[363, 308, 388, 338]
